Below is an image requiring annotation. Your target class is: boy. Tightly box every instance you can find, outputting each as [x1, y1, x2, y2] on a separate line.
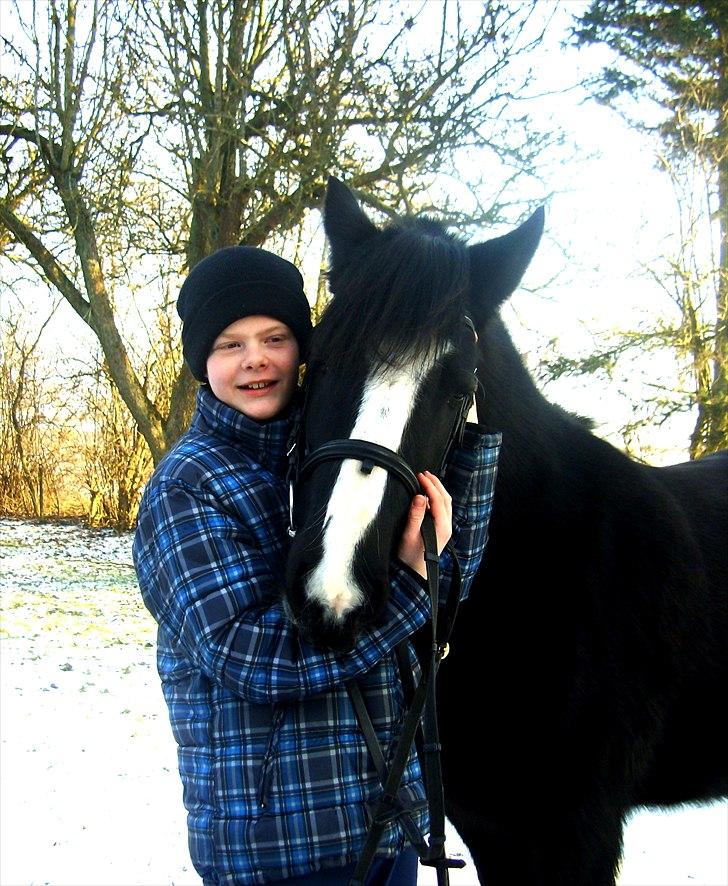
[133, 245, 499, 885]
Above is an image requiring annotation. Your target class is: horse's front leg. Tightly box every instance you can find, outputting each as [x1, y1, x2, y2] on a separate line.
[446, 798, 625, 886]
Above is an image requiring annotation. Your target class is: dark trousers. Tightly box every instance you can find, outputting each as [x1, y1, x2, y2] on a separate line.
[265, 848, 419, 885]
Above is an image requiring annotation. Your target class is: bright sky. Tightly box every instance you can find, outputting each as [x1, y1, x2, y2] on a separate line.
[0, 0, 706, 463]
[454, 1, 696, 464]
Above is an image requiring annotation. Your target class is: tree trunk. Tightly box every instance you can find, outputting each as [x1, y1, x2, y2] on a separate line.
[695, 31, 728, 457]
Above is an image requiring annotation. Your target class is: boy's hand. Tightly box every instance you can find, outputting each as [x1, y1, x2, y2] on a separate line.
[397, 472, 453, 579]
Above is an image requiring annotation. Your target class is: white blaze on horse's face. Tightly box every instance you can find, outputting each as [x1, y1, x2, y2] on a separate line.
[304, 347, 446, 621]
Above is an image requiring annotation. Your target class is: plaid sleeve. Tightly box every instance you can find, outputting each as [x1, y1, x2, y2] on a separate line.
[438, 425, 501, 602]
[135, 480, 431, 704]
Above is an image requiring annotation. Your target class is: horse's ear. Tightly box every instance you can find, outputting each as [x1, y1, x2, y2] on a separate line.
[468, 207, 544, 317]
[323, 177, 378, 263]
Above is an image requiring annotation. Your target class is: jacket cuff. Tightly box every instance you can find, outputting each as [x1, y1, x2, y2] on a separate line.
[393, 560, 429, 590]
[462, 425, 503, 450]
[388, 562, 431, 621]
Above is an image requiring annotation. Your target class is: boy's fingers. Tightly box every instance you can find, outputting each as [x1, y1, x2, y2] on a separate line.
[398, 495, 430, 576]
[417, 472, 453, 554]
[403, 494, 427, 532]
[418, 472, 452, 512]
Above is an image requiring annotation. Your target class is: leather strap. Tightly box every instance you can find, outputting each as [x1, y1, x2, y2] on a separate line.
[346, 678, 429, 858]
[300, 439, 420, 496]
[347, 512, 465, 886]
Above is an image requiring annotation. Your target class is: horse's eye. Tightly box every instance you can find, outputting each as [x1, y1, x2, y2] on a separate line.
[445, 385, 465, 404]
[448, 392, 468, 407]
[451, 368, 478, 394]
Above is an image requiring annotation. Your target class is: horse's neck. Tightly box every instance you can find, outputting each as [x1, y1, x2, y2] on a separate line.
[478, 318, 585, 502]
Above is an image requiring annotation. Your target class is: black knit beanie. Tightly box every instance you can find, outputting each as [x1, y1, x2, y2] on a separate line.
[177, 246, 313, 381]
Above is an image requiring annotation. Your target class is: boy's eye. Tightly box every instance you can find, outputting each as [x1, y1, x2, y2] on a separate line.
[215, 341, 240, 350]
[267, 335, 286, 344]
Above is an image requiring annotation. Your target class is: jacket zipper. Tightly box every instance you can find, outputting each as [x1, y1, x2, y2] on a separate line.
[258, 705, 286, 808]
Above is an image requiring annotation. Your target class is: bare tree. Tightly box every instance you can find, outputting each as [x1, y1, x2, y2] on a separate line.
[572, 0, 728, 455]
[82, 301, 179, 528]
[1, 0, 555, 462]
[0, 306, 69, 517]
[539, 115, 724, 461]
[83, 363, 153, 529]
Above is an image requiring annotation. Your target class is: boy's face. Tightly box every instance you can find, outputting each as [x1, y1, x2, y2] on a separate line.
[206, 315, 300, 421]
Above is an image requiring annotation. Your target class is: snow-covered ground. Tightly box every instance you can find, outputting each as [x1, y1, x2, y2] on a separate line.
[1, 518, 726, 886]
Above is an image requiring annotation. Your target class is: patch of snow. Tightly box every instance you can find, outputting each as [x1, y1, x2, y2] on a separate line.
[1, 518, 726, 886]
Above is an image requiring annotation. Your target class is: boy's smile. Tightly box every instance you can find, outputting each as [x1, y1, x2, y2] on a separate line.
[206, 315, 300, 421]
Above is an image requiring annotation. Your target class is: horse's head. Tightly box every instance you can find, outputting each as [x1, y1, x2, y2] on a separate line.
[285, 177, 543, 649]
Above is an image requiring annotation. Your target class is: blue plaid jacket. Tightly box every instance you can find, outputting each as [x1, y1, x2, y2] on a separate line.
[133, 387, 500, 884]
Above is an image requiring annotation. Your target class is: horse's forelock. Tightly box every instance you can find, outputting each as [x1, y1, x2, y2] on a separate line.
[314, 218, 469, 372]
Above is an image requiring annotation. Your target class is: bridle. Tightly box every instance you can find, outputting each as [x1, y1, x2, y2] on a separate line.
[286, 315, 478, 538]
[285, 316, 479, 886]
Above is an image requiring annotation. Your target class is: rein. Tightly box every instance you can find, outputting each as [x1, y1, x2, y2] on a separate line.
[348, 509, 466, 886]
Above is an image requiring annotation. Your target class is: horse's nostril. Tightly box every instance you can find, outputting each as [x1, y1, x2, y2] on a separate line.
[298, 620, 356, 653]
[298, 612, 358, 653]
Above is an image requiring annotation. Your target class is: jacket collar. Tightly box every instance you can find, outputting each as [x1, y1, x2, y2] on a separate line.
[191, 385, 294, 476]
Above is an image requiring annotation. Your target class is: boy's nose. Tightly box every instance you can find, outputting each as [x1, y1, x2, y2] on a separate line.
[243, 346, 267, 369]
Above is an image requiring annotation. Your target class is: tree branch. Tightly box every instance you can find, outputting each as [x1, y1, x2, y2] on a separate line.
[0, 202, 92, 322]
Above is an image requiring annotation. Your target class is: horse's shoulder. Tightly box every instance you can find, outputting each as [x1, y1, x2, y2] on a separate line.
[653, 450, 728, 499]
[648, 452, 728, 573]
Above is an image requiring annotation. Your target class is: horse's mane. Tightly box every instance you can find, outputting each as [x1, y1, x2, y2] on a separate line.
[312, 217, 469, 372]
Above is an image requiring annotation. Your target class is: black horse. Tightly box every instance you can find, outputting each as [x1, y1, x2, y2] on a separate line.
[285, 177, 728, 884]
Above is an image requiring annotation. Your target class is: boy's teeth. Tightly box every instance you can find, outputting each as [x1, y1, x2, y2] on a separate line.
[246, 382, 270, 390]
